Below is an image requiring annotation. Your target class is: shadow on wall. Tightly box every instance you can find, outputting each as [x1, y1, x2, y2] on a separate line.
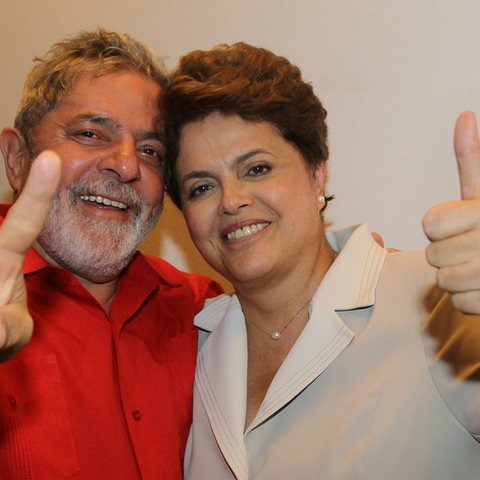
[1, 191, 13, 204]
[140, 197, 234, 294]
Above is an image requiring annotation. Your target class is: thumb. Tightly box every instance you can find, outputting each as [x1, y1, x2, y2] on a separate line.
[455, 111, 480, 200]
[0, 150, 61, 254]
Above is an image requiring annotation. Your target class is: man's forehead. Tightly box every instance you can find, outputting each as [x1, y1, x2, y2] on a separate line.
[53, 70, 162, 124]
[68, 70, 161, 97]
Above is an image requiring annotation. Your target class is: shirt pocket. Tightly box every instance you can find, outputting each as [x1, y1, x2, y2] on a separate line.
[0, 354, 79, 479]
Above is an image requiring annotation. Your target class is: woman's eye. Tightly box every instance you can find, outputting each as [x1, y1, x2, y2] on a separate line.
[247, 164, 271, 176]
[188, 184, 212, 199]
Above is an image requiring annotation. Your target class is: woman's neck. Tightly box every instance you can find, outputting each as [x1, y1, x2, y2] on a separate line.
[236, 235, 338, 329]
[240, 238, 338, 429]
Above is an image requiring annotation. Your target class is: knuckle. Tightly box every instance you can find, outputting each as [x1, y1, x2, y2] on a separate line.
[425, 242, 440, 267]
[452, 291, 480, 315]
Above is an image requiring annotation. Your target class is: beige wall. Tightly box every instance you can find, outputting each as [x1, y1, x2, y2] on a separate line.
[1, 1, 479, 292]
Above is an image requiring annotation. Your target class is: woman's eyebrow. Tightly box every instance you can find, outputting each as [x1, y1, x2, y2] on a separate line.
[181, 170, 212, 185]
[235, 148, 271, 165]
[181, 148, 272, 185]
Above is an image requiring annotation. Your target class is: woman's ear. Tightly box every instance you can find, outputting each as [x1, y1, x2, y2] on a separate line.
[0, 127, 32, 195]
[313, 160, 327, 197]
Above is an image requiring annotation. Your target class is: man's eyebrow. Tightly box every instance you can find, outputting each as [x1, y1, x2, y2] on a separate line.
[140, 131, 164, 144]
[64, 113, 118, 127]
[65, 114, 164, 143]
[181, 148, 271, 184]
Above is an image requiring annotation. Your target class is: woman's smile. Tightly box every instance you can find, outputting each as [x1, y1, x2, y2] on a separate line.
[222, 221, 271, 241]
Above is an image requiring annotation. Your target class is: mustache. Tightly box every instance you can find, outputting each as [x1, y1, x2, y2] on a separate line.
[66, 178, 146, 219]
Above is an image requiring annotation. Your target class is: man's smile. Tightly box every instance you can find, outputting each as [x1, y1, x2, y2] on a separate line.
[79, 194, 128, 210]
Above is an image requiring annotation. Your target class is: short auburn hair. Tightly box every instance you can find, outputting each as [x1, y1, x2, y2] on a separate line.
[162, 42, 330, 210]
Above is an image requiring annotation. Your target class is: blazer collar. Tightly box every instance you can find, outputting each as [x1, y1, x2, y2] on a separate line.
[321, 223, 387, 310]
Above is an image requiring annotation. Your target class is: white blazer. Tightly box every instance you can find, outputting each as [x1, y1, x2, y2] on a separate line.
[185, 224, 480, 479]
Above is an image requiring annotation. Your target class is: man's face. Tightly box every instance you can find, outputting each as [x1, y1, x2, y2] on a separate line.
[27, 70, 165, 282]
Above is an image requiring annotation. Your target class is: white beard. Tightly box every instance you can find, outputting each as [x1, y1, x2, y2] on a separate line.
[37, 177, 162, 282]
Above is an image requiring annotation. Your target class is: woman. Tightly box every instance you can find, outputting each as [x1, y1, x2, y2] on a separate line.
[163, 43, 480, 479]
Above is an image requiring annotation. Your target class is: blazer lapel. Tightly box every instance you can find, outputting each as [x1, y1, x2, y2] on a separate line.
[195, 296, 250, 479]
[250, 301, 354, 430]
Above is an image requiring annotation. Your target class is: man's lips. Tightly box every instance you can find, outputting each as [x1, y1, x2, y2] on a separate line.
[79, 194, 128, 210]
[223, 222, 270, 240]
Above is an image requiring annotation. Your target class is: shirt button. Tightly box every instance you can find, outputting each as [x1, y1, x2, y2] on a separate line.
[132, 410, 142, 421]
[8, 396, 17, 408]
[59, 276, 70, 287]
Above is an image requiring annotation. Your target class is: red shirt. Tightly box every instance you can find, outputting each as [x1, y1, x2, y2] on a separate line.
[0, 205, 223, 479]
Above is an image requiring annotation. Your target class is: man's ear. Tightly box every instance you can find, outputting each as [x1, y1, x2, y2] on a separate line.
[0, 127, 31, 195]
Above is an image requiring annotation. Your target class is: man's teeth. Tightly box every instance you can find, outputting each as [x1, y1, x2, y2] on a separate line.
[80, 195, 128, 210]
[227, 223, 269, 240]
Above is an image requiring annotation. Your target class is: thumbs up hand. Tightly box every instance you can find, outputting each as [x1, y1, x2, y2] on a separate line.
[423, 111, 480, 314]
[0, 150, 61, 362]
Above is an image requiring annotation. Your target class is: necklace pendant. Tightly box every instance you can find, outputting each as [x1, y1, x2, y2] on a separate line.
[272, 332, 281, 340]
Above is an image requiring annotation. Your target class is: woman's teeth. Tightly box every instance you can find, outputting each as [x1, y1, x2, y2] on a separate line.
[227, 222, 269, 240]
[80, 195, 128, 210]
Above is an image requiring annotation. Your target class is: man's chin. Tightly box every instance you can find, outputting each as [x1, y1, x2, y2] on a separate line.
[40, 238, 137, 283]
[37, 196, 160, 282]
[37, 221, 141, 281]
[72, 254, 136, 283]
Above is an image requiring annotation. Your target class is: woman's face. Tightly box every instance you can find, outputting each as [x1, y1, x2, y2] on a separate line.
[176, 113, 328, 289]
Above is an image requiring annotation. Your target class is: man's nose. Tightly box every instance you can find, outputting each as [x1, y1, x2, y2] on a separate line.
[98, 139, 141, 183]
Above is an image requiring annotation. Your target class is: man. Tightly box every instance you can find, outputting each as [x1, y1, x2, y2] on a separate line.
[0, 29, 222, 479]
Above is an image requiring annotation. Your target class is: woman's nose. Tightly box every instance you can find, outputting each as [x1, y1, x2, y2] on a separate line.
[218, 182, 253, 215]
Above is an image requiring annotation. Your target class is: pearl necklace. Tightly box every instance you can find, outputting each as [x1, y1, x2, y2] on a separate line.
[247, 298, 312, 340]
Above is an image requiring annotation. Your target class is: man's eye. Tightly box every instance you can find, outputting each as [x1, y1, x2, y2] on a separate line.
[143, 148, 160, 158]
[78, 131, 98, 138]
[247, 164, 271, 176]
[139, 148, 164, 166]
[71, 130, 105, 145]
[72, 130, 105, 144]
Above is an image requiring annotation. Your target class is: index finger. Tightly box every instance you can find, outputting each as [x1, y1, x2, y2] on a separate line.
[0, 150, 61, 255]
[455, 111, 480, 200]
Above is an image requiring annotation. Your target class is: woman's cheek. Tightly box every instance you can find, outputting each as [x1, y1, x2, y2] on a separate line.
[185, 209, 206, 240]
